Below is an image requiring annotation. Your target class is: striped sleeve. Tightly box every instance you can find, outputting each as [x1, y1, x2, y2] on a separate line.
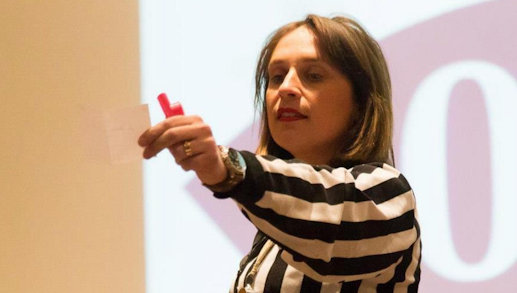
[214, 151, 419, 283]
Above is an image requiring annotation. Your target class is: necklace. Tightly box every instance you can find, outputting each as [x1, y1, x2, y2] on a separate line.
[238, 240, 274, 293]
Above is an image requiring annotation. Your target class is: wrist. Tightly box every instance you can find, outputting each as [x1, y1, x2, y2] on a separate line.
[198, 160, 227, 185]
[203, 146, 246, 193]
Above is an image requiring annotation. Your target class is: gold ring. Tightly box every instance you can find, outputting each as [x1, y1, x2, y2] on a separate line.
[183, 140, 193, 157]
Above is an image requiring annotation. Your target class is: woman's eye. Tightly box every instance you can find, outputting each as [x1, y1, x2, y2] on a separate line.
[307, 72, 323, 82]
[269, 74, 284, 84]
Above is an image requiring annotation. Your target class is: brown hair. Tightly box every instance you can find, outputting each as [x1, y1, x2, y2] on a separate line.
[254, 14, 394, 166]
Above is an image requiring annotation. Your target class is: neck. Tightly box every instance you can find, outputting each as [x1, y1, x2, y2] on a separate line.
[291, 147, 336, 166]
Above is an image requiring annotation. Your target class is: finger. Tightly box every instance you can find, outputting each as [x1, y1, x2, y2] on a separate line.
[142, 121, 211, 159]
[175, 145, 218, 172]
[138, 115, 202, 147]
[170, 142, 199, 167]
[141, 127, 188, 159]
[169, 141, 192, 163]
[177, 152, 206, 172]
[169, 136, 213, 164]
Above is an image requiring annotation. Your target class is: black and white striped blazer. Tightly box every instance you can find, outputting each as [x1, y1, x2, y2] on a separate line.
[215, 151, 421, 292]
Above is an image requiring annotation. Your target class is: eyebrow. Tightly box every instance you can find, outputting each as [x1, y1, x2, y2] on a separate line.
[268, 57, 324, 68]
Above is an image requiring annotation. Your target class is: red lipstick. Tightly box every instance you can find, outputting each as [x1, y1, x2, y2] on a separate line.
[277, 107, 307, 122]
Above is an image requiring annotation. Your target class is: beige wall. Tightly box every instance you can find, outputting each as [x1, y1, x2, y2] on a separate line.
[0, 1, 145, 292]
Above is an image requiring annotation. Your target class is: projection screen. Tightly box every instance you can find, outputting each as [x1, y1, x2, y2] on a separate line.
[139, 0, 517, 291]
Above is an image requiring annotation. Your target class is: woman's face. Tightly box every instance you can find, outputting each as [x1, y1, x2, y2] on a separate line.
[266, 26, 355, 165]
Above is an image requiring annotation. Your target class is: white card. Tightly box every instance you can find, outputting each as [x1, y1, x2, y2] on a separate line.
[103, 104, 151, 163]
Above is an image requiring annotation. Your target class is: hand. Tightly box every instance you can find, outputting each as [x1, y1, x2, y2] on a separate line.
[137, 115, 227, 185]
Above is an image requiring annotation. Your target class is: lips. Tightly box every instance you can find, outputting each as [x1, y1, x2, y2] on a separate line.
[277, 107, 307, 121]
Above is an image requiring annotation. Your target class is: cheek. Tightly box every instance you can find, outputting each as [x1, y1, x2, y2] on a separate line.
[265, 88, 276, 104]
[265, 91, 276, 120]
[316, 94, 355, 133]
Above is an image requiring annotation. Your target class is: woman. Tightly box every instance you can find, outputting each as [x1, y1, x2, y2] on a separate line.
[139, 14, 421, 292]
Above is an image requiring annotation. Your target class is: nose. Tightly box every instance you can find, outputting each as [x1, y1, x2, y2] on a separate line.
[278, 69, 302, 99]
